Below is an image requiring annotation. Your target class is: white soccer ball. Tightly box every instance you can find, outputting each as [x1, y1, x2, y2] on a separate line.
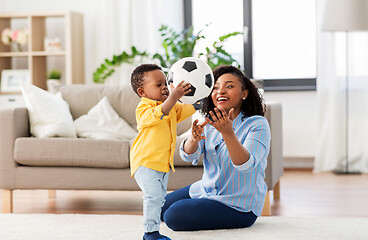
[167, 57, 214, 104]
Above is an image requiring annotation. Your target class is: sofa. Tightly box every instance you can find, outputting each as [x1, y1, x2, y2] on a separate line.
[0, 84, 283, 215]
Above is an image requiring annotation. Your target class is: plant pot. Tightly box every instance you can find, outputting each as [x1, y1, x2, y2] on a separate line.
[47, 79, 62, 93]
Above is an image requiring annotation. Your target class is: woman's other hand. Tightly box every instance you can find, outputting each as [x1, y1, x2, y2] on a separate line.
[191, 119, 208, 141]
[184, 119, 208, 154]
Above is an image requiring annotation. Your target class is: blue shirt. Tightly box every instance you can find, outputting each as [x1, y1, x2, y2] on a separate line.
[179, 112, 271, 216]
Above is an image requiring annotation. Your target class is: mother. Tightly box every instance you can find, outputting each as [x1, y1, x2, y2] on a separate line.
[161, 65, 271, 231]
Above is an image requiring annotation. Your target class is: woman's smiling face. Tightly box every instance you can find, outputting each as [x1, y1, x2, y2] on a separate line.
[211, 73, 248, 116]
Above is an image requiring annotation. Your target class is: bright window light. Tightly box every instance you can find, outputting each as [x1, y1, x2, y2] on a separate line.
[192, 0, 244, 66]
[252, 0, 317, 79]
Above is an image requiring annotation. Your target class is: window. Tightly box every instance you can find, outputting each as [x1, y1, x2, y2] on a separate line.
[185, 0, 317, 91]
[191, 0, 244, 67]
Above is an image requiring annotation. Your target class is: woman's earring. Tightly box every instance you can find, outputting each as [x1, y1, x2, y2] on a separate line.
[242, 97, 246, 100]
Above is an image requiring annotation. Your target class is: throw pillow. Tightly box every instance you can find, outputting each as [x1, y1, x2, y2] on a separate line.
[21, 83, 77, 138]
[74, 96, 138, 140]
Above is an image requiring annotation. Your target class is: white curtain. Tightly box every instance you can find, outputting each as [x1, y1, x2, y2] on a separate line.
[314, 0, 368, 173]
[93, 0, 172, 85]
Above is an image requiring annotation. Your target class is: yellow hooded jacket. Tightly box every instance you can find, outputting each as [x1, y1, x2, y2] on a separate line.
[130, 97, 195, 176]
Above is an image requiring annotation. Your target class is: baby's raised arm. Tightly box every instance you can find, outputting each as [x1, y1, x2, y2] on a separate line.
[162, 81, 191, 115]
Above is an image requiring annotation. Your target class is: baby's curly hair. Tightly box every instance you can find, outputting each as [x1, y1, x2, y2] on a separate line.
[201, 65, 265, 119]
[131, 64, 162, 96]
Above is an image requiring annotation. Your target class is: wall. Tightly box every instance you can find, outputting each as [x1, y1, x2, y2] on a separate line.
[264, 91, 317, 165]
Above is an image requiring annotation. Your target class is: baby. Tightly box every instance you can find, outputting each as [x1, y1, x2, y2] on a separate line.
[130, 64, 196, 240]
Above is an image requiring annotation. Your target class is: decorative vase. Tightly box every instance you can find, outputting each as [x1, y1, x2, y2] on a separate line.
[13, 42, 22, 52]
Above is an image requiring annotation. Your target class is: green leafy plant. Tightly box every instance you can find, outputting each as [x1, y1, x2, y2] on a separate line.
[48, 70, 61, 80]
[93, 24, 242, 84]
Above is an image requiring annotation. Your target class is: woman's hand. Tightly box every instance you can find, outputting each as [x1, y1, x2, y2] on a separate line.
[184, 119, 208, 154]
[207, 107, 250, 165]
[191, 119, 208, 141]
[207, 108, 235, 135]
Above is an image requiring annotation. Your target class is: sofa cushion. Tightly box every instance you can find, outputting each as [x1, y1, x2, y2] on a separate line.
[14, 138, 130, 168]
[74, 96, 138, 140]
[21, 83, 77, 138]
[55, 84, 141, 130]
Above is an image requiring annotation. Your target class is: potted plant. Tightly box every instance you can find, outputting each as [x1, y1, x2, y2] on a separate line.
[93, 25, 242, 84]
[47, 69, 62, 91]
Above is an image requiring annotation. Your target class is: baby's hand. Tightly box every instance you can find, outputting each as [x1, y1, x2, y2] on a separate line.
[169, 81, 191, 102]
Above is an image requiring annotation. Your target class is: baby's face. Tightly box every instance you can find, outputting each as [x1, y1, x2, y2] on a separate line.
[141, 70, 169, 102]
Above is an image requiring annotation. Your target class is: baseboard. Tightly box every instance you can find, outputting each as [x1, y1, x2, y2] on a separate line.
[283, 157, 314, 169]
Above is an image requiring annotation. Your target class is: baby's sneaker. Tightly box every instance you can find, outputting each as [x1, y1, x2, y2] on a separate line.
[143, 231, 172, 240]
[159, 234, 172, 240]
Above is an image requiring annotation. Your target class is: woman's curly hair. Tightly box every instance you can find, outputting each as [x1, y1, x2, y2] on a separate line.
[201, 65, 265, 119]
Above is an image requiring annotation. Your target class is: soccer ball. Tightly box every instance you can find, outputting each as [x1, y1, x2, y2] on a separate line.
[167, 57, 214, 104]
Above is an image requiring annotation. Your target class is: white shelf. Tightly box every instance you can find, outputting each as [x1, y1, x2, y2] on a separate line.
[0, 11, 85, 92]
[0, 52, 28, 57]
[32, 51, 66, 56]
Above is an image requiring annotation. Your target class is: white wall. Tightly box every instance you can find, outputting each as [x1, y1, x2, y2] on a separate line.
[264, 91, 318, 158]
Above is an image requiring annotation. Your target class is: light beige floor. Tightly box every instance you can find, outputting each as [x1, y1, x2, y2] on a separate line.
[1, 169, 368, 217]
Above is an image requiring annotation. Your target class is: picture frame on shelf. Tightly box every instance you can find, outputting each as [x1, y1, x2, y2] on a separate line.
[1, 69, 30, 93]
[44, 37, 61, 51]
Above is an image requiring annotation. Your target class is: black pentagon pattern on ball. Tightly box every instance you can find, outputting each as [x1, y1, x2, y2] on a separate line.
[182, 61, 197, 72]
[205, 74, 213, 88]
[185, 85, 196, 96]
[167, 71, 174, 85]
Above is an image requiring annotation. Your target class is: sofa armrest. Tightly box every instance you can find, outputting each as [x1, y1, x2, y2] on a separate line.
[0, 107, 30, 189]
[264, 102, 283, 190]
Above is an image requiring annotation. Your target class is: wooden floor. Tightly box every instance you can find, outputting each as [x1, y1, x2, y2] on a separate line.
[1, 169, 368, 217]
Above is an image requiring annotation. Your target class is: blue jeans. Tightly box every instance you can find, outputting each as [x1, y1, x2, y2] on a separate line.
[161, 185, 257, 231]
[134, 166, 169, 232]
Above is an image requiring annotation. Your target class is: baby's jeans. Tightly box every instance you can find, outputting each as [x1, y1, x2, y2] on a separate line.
[134, 166, 169, 232]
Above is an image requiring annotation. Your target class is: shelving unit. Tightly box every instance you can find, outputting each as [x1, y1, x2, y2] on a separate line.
[0, 11, 84, 94]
